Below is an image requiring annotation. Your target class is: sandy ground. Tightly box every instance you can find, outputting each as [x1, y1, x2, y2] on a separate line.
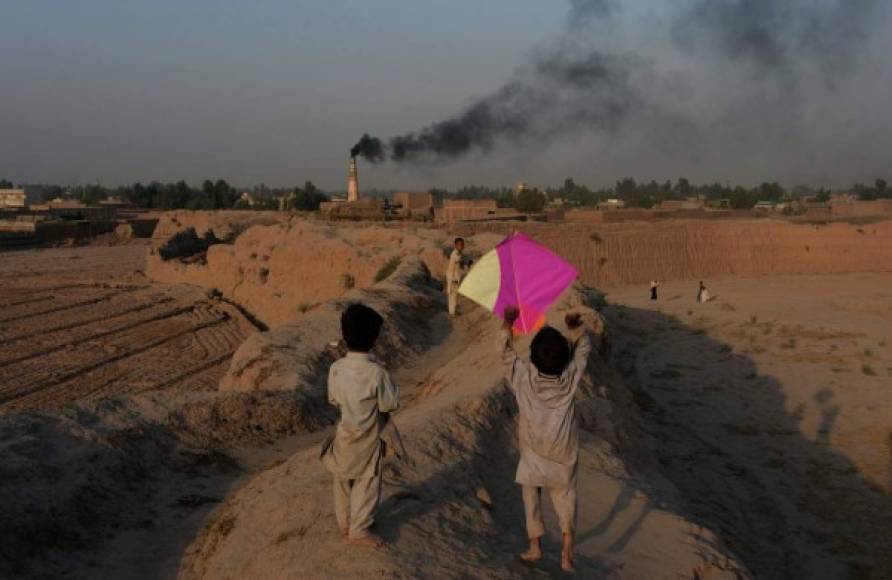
[605, 273, 892, 578]
[0, 245, 254, 413]
[5, 222, 892, 579]
[179, 284, 743, 580]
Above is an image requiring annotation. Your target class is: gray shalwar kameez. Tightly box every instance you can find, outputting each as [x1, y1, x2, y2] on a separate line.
[500, 327, 592, 537]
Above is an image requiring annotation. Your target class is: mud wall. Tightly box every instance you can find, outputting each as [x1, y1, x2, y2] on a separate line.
[147, 216, 484, 328]
[451, 218, 892, 288]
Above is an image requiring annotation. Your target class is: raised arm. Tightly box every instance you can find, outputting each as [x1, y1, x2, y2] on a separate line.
[499, 307, 522, 385]
[378, 369, 400, 414]
[565, 312, 593, 371]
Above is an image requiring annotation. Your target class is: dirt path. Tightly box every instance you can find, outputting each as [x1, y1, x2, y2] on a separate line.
[178, 296, 740, 579]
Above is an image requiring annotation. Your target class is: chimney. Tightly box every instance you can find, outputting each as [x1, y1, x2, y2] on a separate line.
[347, 157, 359, 202]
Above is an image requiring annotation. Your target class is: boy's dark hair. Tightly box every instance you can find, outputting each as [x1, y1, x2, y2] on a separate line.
[341, 303, 383, 352]
[530, 326, 571, 377]
[454, 237, 464, 245]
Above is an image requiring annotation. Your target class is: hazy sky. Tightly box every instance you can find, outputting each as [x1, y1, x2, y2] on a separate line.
[2, 1, 890, 191]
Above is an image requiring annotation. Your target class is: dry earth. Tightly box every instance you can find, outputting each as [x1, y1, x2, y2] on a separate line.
[3, 215, 892, 580]
[0, 245, 254, 414]
[180, 279, 744, 580]
[605, 274, 892, 578]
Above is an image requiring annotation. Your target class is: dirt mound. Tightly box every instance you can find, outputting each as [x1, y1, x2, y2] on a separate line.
[180, 288, 745, 579]
[0, 256, 458, 578]
[148, 217, 501, 328]
[219, 257, 445, 393]
[0, 398, 237, 579]
[151, 210, 285, 243]
[158, 228, 224, 262]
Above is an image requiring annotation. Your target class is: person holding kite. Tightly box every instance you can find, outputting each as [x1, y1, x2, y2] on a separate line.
[499, 307, 591, 573]
[457, 232, 588, 572]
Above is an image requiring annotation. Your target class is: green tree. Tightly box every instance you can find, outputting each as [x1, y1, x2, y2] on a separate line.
[514, 188, 546, 213]
[675, 178, 692, 197]
[0, 179, 13, 189]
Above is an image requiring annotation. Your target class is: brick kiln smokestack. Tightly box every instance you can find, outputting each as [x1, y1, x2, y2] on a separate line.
[347, 157, 359, 202]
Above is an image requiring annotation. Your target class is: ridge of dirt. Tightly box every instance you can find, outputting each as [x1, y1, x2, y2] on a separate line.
[178, 286, 747, 580]
[0, 257, 457, 579]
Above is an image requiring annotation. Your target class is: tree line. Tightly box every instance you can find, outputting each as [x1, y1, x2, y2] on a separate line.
[0, 179, 330, 211]
[428, 176, 890, 212]
[3, 176, 890, 213]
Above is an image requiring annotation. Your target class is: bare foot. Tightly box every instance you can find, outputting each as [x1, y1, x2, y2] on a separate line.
[561, 552, 575, 573]
[520, 546, 542, 563]
[348, 533, 386, 548]
[339, 526, 348, 538]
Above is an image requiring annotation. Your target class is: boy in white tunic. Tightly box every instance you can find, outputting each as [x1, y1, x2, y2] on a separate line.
[500, 307, 592, 572]
[322, 303, 400, 548]
[446, 237, 467, 316]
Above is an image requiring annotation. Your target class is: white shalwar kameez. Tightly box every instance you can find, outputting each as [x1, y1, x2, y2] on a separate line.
[446, 248, 464, 315]
[500, 327, 592, 538]
[322, 352, 399, 539]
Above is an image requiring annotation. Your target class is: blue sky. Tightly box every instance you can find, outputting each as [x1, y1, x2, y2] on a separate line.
[2, 1, 891, 191]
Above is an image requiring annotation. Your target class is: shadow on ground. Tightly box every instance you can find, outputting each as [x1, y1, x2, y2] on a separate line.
[603, 304, 892, 579]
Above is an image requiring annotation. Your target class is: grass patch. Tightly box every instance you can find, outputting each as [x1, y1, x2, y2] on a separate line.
[864, 348, 873, 357]
[862, 364, 876, 376]
[342, 273, 355, 290]
[258, 267, 270, 283]
[374, 256, 402, 283]
[589, 232, 603, 244]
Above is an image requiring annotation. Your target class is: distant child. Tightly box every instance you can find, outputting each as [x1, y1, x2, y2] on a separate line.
[697, 281, 710, 303]
[322, 303, 400, 548]
[650, 280, 660, 301]
[499, 307, 592, 573]
[446, 237, 468, 316]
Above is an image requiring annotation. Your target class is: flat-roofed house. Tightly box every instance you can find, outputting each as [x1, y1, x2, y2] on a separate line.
[0, 188, 45, 208]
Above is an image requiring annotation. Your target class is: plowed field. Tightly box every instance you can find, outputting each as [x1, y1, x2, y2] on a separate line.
[0, 245, 252, 413]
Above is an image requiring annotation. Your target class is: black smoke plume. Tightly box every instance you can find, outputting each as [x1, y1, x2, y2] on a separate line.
[350, 133, 385, 162]
[355, 0, 885, 165]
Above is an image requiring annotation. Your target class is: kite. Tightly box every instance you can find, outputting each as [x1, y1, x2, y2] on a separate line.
[458, 232, 578, 334]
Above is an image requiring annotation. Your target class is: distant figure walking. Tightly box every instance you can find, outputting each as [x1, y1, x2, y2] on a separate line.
[446, 237, 468, 316]
[650, 280, 660, 301]
[697, 281, 710, 303]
